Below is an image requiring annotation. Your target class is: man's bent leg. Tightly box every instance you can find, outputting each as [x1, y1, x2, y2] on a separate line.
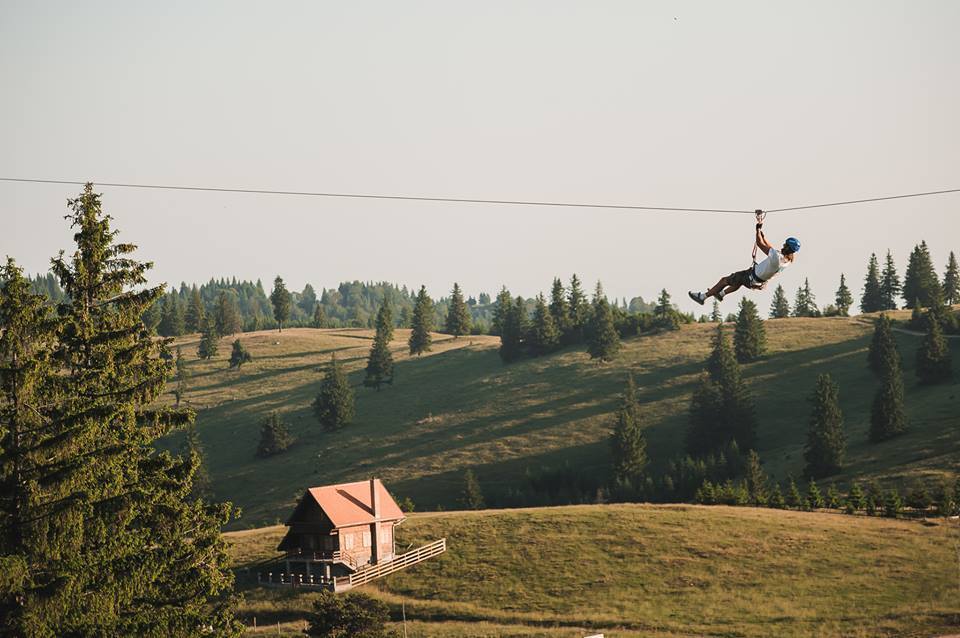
[706, 277, 729, 299]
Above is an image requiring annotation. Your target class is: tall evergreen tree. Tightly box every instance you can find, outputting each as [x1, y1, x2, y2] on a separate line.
[444, 282, 471, 337]
[586, 283, 621, 361]
[734, 297, 766, 362]
[490, 287, 512, 337]
[459, 470, 485, 510]
[158, 289, 186, 336]
[870, 341, 907, 442]
[792, 278, 819, 317]
[256, 412, 294, 458]
[861, 253, 883, 313]
[686, 324, 757, 455]
[744, 450, 769, 506]
[567, 274, 589, 340]
[529, 293, 561, 355]
[313, 354, 355, 432]
[803, 373, 846, 478]
[943, 251, 960, 305]
[299, 283, 318, 315]
[3, 185, 240, 636]
[197, 314, 220, 360]
[270, 276, 292, 332]
[769, 284, 790, 319]
[214, 291, 241, 336]
[313, 303, 327, 328]
[181, 424, 212, 500]
[654, 288, 680, 330]
[364, 302, 394, 390]
[878, 250, 901, 311]
[902, 241, 940, 308]
[408, 285, 434, 356]
[835, 273, 853, 317]
[916, 303, 953, 384]
[185, 285, 204, 333]
[499, 296, 528, 363]
[549, 277, 572, 342]
[228, 339, 252, 369]
[711, 299, 722, 322]
[174, 346, 190, 406]
[868, 314, 900, 375]
[610, 374, 647, 483]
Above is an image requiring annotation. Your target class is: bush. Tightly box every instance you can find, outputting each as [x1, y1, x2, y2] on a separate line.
[305, 590, 394, 638]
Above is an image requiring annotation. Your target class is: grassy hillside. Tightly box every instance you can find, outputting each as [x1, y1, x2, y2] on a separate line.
[228, 503, 960, 637]
[164, 311, 960, 528]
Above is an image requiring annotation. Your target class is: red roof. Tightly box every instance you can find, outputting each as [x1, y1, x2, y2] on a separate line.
[305, 479, 404, 528]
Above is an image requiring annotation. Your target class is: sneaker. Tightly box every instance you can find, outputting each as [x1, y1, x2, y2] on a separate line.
[688, 291, 706, 305]
[716, 290, 725, 302]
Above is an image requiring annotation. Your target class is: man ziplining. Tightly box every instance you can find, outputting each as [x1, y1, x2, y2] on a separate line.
[688, 212, 800, 305]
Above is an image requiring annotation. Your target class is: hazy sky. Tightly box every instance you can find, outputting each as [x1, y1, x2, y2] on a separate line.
[3, 1, 959, 313]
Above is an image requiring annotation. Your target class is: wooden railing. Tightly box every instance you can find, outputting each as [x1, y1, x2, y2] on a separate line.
[331, 549, 358, 570]
[335, 538, 446, 591]
[257, 571, 330, 588]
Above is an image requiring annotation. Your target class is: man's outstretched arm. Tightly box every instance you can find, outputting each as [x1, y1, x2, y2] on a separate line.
[756, 225, 773, 255]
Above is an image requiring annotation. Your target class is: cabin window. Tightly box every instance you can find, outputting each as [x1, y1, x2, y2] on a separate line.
[382, 527, 392, 544]
[344, 534, 355, 550]
[362, 531, 372, 547]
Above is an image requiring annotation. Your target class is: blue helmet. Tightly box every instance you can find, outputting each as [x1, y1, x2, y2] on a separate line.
[784, 237, 801, 254]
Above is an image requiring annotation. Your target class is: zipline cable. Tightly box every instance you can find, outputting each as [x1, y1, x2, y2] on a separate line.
[1, 176, 959, 215]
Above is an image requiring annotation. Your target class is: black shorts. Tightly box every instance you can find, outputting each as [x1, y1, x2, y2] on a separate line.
[728, 267, 765, 289]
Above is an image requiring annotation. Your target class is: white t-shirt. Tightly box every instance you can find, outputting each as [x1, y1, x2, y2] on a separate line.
[754, 248, 790, 281]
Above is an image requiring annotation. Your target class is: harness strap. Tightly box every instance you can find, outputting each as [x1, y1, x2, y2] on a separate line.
[751, 209, 766, 266]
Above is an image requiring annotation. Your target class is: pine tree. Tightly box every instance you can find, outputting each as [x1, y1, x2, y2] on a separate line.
[835, 274, 853, 317]
[408, 285, 434, 356]
[711, 299, 722, 322]
[197, 314, 220, 360]
[943, 251, 960, 305]
[460, 470, 485, 510]
[806, 479, 824, 510]
[870, 344, 907, 442]
[586, 283, 620, 361]
[270, 276, 292, 332]
[686, 324, 757, 456]
[734, 297, 766, 362]
[174, 346, 190, 406]
[826, 483, 842, 509]
[529, 293, 561, 355]
[299, 283, 318, 316]
[228, 339, 252, 369]
[16, 185, 241, 635]
[903, 241, 940, 308]
[879, 250, 901, 310]
[786, 476, 803, 509]
[313, 354, 355, 432]
[214, 291, 241, 336]
[654, 288, 680, 330]
[185, 285, 204, 332]
[865, 482, 882, 516]
[567, 274, 589, 341]
[256, 412, 294, 457]
[364, 302, 394, 390]
[490, 287, 511, 336]
[549, 277, 573, 342]
[792, 278, 819, 317]
[803, 373, 846, 478]
[744, 450, 768, 506]
[769, 284, 790, 319]
[444, 282, 471, 337]
[915, 303, 953, 384]
[610, 374, 648, 483]
[313, 303, 327, 328]
[499, 296, 528, 363]
[861, 253, 883, 313]
[158, 289, 186, 336]
[883, 488, 903, 518]
[868, 314, 900, 375]
[769, 483, 786, 509]
[847, 483, 866, 513]
[181, 424, 212, 500]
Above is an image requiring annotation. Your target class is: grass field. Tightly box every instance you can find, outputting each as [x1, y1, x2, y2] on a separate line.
[227, 503, 960, 637]
[163, 311, 960, 529]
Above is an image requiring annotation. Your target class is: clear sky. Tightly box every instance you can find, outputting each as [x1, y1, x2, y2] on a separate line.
[2, 1, 959, 313]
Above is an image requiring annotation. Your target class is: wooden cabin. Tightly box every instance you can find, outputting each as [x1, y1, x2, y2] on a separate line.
[276, 479, 406, 585]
